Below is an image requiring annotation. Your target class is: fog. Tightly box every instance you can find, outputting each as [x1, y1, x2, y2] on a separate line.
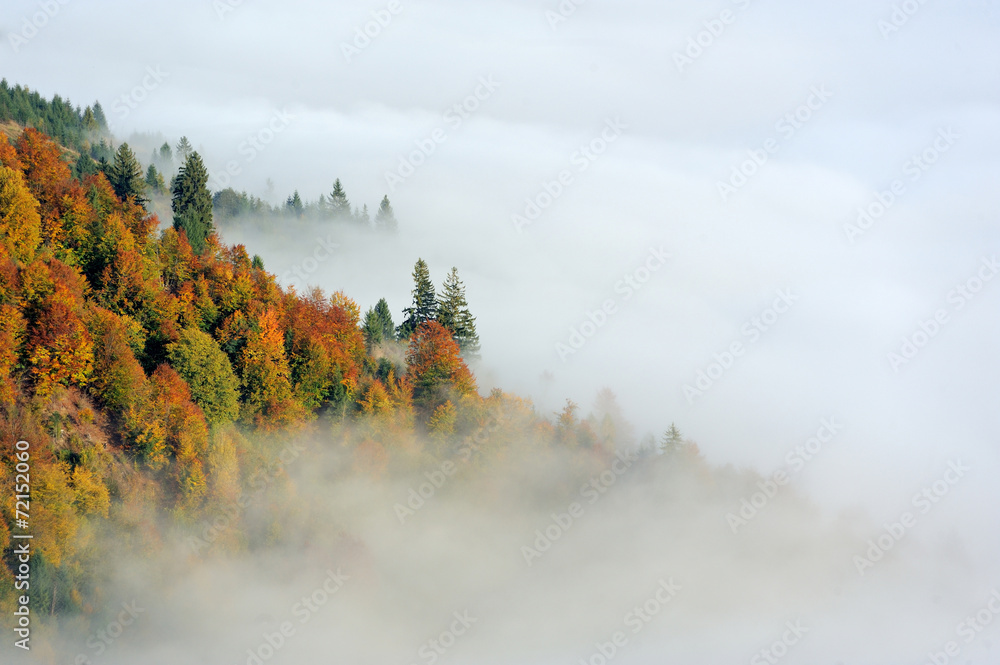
[3, 0, 1000, 662]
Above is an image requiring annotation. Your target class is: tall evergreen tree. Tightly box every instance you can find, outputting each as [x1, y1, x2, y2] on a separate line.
[171, 151, 214, 254]
[175, 136, 193, 162]
[92, 102, 107, 130]
[73, 153, 99, 179]
[437, 267, 480, 358]
[107, 142, 147, 209]
[328, 178, 351, 219]
[660, 423, 682, 455]
[374, 195, 397, 232]
[397, 259, 437, 339]
[373, 298, 395, 341]
[285, 190, 304, 217]
[362, 308, 383, 348]
[158, 142, 173, 169]
[82, 107, 98, 132]
[145, 164, 166, 195]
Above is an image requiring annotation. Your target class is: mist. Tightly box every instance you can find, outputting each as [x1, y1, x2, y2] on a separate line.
[2, 0, 999, 662]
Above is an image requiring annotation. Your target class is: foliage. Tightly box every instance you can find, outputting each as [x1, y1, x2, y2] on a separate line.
[171, 151, 213, 254]
[437, 267, 481, 359]
[167, 327, 240, 426]
[397, 258, 436, 339]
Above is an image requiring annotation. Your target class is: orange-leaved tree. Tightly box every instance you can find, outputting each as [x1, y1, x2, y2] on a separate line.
[405, 320, 477, 418]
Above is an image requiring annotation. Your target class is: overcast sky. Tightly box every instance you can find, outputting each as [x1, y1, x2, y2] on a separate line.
[3, 0, 999, 510]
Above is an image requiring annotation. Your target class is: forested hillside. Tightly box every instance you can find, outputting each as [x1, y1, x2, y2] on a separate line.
[0, 109, 691, 629]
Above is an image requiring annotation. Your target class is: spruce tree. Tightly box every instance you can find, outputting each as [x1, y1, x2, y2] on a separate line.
[437, 267, 480, 358]
[285, 190, 304, 217]
[107, 142, 147, 209]
[362, 308, 383, 348]
[328, 178, 351, 219]
[373, 298, 395, 341]
[374, 195, 397, 232]
[92, 102, 107, 130]
[175, 136, 193, 162]
[171, 151, 214, 254]
[397, 259, 436, 339]
[82, 107, 98, 132]
[145, 164, 166, 194]
[73, 153, 99, 179]
[660, 423, 682, 455]
[357, 204, 371, 227]
[158, 142, 173, 171]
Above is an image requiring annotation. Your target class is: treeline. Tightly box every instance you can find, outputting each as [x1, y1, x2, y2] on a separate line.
[213, 178, 399, 232]
[0, 79, 108, 154]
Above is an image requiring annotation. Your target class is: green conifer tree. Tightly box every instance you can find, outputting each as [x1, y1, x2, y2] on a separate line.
[397, 259, 436, 339]
[660, 423, 683, 455]
[362, 308, 383, 348]
[175, 136, 193, 162]
[373, 298, 395, 341]
[328, 178, 351, 219]
[437, 267, 480, 358]
[171, 151, 214, 254]
[107, 142, 147, 209]
[374, 195, 397, 232]
[145, 164, 166, 195]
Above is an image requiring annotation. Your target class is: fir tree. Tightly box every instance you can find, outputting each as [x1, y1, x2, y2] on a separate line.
[145, 164, 166, 195]
[73, 153, 99, 179]
[660, 423, 682, 455]
[285, 190, 304, 217]
[107, 142, 147, 209]
[437, 267, 480, 358]
[397, 259, 437, 339]
[158, 142, 173, 169]
[357, 203, 371, 227]
[92, 102, 107, 129]
[82, 107, 98, 132]
[328, 178, 351, 219]
[171, 151, 214, 254]
[373, 298, 395, 341]
[175, 136, 193, 162]
[362, 308, 384, 348]
[374, 195, 397, 232]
